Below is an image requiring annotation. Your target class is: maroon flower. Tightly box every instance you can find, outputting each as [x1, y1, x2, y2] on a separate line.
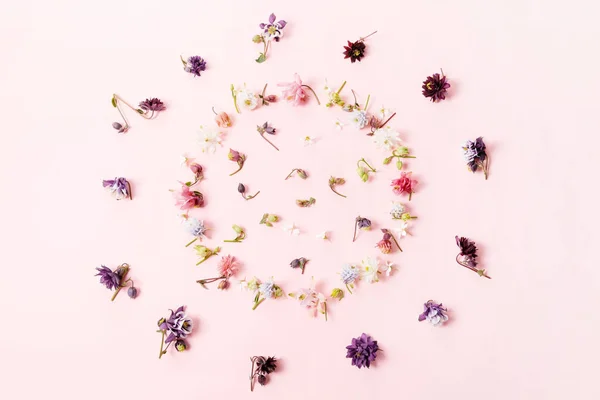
[139, 98, 166, 112]
[422, 71, 450, 102]
[343, 31, 377, 63]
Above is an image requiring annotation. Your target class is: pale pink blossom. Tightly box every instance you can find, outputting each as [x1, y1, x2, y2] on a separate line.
[278, 73, 307, 106]
[218, 255, 238, 278]
[174, 183, 204, 210]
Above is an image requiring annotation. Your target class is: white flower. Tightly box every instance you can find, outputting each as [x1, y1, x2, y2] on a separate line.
[184, 217, 207, 239]
[198, 125, 222, 153]
[427, 311, 449, 327]
[390, 202, 406, 219]
[340, 264, 360, 284]
[361, 257, 380, 283]
[350, 110, 369, 129]
[393, 222, 409, 238]
[316, 231, 329, 240]
[237, 89, 258, 110]
[180, 155, 191, 166]
[373, 126, 402, 150]
[283, 223, 300, 236]
[334, 119, 345, 130]
[303, 136, 315, 146]
[379, 106, 393, 119]
[381, 261, 394, 276]
[240, 277, 260, 292]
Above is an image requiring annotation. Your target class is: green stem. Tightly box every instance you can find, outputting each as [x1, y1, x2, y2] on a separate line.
[231, 85, 240, 114]
[252, 297, 266, 310]
[260, 133, 279, 151]
[360, 31, 378, 41]
[244, 191, 261, 200]
[285, 169, 298, 180]
[364, 94, 371, 111]
[336, 81, 347, 95]
[409, 191, 412, 201]
[301, 85, 321, 105]
[324, 303, 328, 322]
[111, 265, 130, 301]
[185, 238, 198, 247]
[229, 163, 244, 176]
[196, 252, 214, 266]
[352, 221, 358, 242]
[330, 186, 347, 198]
[158, 330, 166, 359]
[358, 158, 376, 172]
[346, 283, 353, 294]
[224, 239, 241, 243]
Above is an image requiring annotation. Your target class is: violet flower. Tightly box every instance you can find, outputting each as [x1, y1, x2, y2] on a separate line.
[353, 216, 371, 241]
[102, 177, 131, 200]
[418, 300, 449, 327]
[463, 137, 489, 179]
[343, 31, 377, 63]
[254, 13, 287, 63]
[422, 70, 450, 102]
[111, 94, 165, 133]
[181, 55, 207, 77]
[138, 98, 166, 113]
[257, 122, 279, 151]
[290, 257, 308, 274]
[95, 263, 135, 301]
[157, 306, 193, 359]
[455, 236, 491, 279]
[250, 356, 278, 391]
[346, 333, 380, 369]
[237, 183, 260, 200]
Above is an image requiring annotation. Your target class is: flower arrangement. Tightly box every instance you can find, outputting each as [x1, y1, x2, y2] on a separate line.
[249, 356, 278, 391]
[455, 236, 491, 279]
[240, 277, 284, 310]
[346, 333, 380, 368]
[102, 177, 132, 200]
[157, 306, 193, 359]
[253, 13, 287, 63]
[110, 94, 165, 133]
[95, 263, 137, 301]
[197, 254, 238, 289]
[418, 300, 449, 326]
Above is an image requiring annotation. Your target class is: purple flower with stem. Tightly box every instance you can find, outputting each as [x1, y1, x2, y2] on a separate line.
[254, 13, 287, 63]
[180, 55, 207, 77]
[422, 69, 451, 102]
[237, 183, 260, 200]
[455, 236, 491, 279]
[157, 306, 193, 359]
[462, 137, 489, 179]
[111, 94, 165, 133]
[346, 333, 380, 369]
[250, 356, 278, 391]
[290, 257, 309, 274]
[418, 300, 449, 326]
[102, 177, 132, 200]
[353, 216, 371, 242]
[95, 263, 135, 301]
[256, 122, 279, 151]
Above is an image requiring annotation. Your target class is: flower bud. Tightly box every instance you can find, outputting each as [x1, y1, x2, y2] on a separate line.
[237, 183, 246, 193]
[190, 163, 203, 177]
[264, 95, 277, 103]
[218, 280, 230, 290]
[383, 157, 392, 165]
[127, 286, 138, 299]
[401, 213, 412, 221]
[267, 214, 278, 222]
[157, 317, 166, 327]
[252, 35, 263, 43]
[296, 169, 308, 179]
[175, 340, 187, 352]
[215, 112, 231, 128]
[228, 149, 241, 162]
[112, 122, 123, 130]
[330, 288, 345, 300]
[257, 374, 267, 386]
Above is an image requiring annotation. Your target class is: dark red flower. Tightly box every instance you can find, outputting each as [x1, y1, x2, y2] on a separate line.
[343, 40, 366, 63]
[422, 71, 451, 102]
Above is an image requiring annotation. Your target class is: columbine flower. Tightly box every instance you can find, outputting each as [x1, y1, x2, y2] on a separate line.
[342, 31, 377, 63]
[227, 149, 246, 176]
[224, 224, 246, 243]
[241, 277, 283, 310]
[257, 122, 279, 151]
[383, 146, 415, 170]
[361, 257, 380, 283]
[213, 108, 232, 128]
[340, 264, 360, 293]
[197, 254, 238, 289]
[184, 217, 207, 247]
[455, 236, 490, 279]
[194, 245, 220, 265]
[422, 70, 451, 102]
[290, 257, 309, 274]
[463, 137, 489, 179]
[198, 125, 222, 153]
[390, 202, 406, 219]
[283, 223, 300, 236]
[110, 94, 165, 133]
[102, 177, 131, 200]
[238, 88, 259, 110]
[237, 183, 260, 200]
[139, 98, 166, 112]
[289, 278, 327, 321]
[285, 168, 308, 180]
[350, 109, 369, 129]
[373, 126, 401, 150]
[329, 176, 347, 198]
[278, 74, 320, 106]
[157, 306, 193, 359]
[393, 222, 409, 239]
[334, 119, 345, 130]
[356, 158, 376, 182]
[259, 213, 279, 227]
[181, 55, 206, 77]
[353, 216, 372, 242]
[346, 333, 380, 369]
[316, 231, 329, 240]
[418, 300, 449, 326]
[377, 229, 402, 253]
[95, 265, 121, 290]
[254, 13, 287, 63]
[250, 356, 278, 391]
[174, 183, 204, 211]
[391, 172, 417, 200]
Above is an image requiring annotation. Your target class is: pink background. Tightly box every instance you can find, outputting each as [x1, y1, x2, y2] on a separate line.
[1, 0, 599, 399]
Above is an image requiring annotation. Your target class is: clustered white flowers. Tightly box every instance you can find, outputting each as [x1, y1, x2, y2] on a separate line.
[338, 258, 395, 294]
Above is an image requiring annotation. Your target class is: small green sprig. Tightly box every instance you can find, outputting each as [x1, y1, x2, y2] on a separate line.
[296, 197, 316, 207]
[330, 288, 345, 301]
[194, 245, 221, 265]
[329, 176, 347, 198]
[356, 158, 376, 182]
[230, 84, 241, 114]
[285, 168, 308, 180]
[260, 213, 279, 227]
[224, 225, 246, 243]
[383, 147, 416, 170]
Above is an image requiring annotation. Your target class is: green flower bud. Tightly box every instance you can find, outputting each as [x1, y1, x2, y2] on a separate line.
[175, 340, 187, 352]
[330, 288, 345, 300]
[383, 156, 392, 165]
[267, 214, 279, 222]
[252, 35, 263, 43]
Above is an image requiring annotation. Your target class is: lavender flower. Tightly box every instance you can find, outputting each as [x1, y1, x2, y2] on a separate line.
[259, 280, 275, 299]
[353, 216, 371, 241]
[95, 265, 121, 290]
[159, 306, 193, 344]
[346, 333, 380, 369]
[259, 13, 287, 42]
[185, 218, 207, 239]
[182, 55, 207, 77]
[455, 236, 491, 279]
[422, 71, 450, 102]
[138, 98, 166, 112]
[462, 137, 489, 179]
[290, 257, 308, 274]
[418, 300, 449, 326]
[102, 177, 131, 200]
[340, 264, 359, 285]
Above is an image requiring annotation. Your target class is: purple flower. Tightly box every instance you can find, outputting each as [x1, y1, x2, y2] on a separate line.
[138, 98, 166, 112]
[183, 56, 207, 77]
[418, 300, 449, 326]
[456, 236, 478, 267]
[345, 333, 379, 369]
[102, 177, 131, 200]
[159, 306, 193, 344]
[463, 137, 487, 172]
[95, 265, 121, 290]
[259, 13, 287, 42]
[422, 71, 450, 102]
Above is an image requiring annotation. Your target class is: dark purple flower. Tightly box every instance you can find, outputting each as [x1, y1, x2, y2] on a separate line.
[127, 286, 137, 299]
[290, 257, 308, 274]
[343, 40, 366, 63]
[356, 217, 371, 230]
[138, 98, 166, 112]
[463, 137, 487, 172]
[422, 71, 451, 102]
[345, 333, 379, 369]
[102, 177, 131, 200]
[418, 300, 449, 326]
[256, 356, 277, 375]
[183, 56, 207, 77]
[259, 13, 286, 42]
[95, 265, 121, 290]
[455, 236, 478, 267]
[159, 306, 193, 344]
[257, 374, 267, 386]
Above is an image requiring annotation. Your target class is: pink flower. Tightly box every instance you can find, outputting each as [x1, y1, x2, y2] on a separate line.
[189, 163, 203, 179]
[278, 73, 307, 106]
[376, 238, 392, 254]
[228, 149, 241, 162]
[218, 255, 238, 278]
[174, 183, 204, 210]
[215, 112, 231, 128]
[391, 172, 417, 199]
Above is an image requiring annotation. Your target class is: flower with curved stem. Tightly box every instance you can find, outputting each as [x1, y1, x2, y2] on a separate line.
[285, 168, 308, 180]
[254, 13, 287, 63]
[391, 172, 417, 200]
[346, 333, 380, 369]
[290, 257, 309, 274]
[257, 122, 279, 151]
[463, 137, 489, 179]
[383, 146, 416, 170]
[237, 183, 260, 200]
[102, 177, 132, 200]
[194, 245, 220, 265]
[329, 176, 347, 198]
[296, 197, 316, 208]
[340, 264, 360, 294]
[330, 288, 345, 301]
[180, 55, 206, 77]
[455, 236, 491, 279]
[110, 94, 164, 133]
[224, 225, 246, 243]
[353, 216, 371, 242]
[390, 202, 406, 220]
[343, 31, 377, 63]
[378, 229, 402, 253]
[259, 213, 279, 227]
[198, 125, 222, 153]
[278, 73, 321, 106]
[356, 158, 376, 182]
[325, 80, 351, 109]
[422, 69, 451, 102]
[197, 254, 238, 289]
[157, 306, 192, 359]
[249, 355, 278, 391]
[138, 98, 166, 113]
[258, 83, 277, 106]
[288, 278, 327, 321]
[95, 263, 135, 301]
[213, 107, 232, 128]
[228, 149, 246, 176]
[418, 300, 449, 326]
[183, 217, 207, 247]
[174, 183, 204, 210]
[361, 257, 381, 283]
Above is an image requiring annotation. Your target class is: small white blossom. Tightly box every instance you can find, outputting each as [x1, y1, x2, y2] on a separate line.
[390, 202, 406, 219]
[283, 223, 300, 236]
[350, 110, 369, 129]
[427, 311, 449, 327]
[373, 126, 402, 150]
[361, 257, 380, 283]
[381, 261, 394, 276]
[303, 136, 316, 146]
[198, 125, 222, 153]
[316, 231, 329, 240]
[334, 119, 345, 130]
[237, 89, 258, 110]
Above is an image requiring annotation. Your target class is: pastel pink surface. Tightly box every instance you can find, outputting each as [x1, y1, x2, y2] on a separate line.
[1, 1, 599, 399]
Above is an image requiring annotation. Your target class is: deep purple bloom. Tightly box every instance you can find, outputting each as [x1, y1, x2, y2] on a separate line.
[184, 56, 207, 77]
[102, 177, 131, 200]
[422, 72, 451, 102]
[345, 333, 379, 369]
[259, 13, 286, 42]
[256, 356, 278, 375]
[356, 217, 371, 229]
[418, 300, 449, 326]
[463, 137, 487, 172]
[95, 266, 121, 290]
[138, 98, 166, 112]
[159, 306, 193, 344]
[259, 121, 276, 135]
[456, 236, 478, 267]
[343, 40, 366, 63]
[127, 286, 137, 299]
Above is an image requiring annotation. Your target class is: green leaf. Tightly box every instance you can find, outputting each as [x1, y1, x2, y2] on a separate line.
[255, 53, 266, 63]
[265, 221, 272, 227]
[136, 109, 144, 114]
[185, 181, 192, 187]
[396, 160, 403, 170]
[111, 97, 117, 108]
